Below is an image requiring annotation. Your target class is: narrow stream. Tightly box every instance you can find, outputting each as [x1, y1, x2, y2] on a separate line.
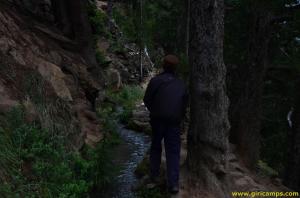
[95, 124, 150, 198]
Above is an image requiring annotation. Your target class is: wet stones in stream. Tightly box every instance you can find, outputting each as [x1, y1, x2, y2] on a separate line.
[127, 103, 152, 135]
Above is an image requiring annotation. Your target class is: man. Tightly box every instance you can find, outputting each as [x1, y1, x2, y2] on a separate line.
[143, 55, 188, 194]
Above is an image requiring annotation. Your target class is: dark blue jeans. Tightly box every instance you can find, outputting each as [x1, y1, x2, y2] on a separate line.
[150, 118, 181, 187]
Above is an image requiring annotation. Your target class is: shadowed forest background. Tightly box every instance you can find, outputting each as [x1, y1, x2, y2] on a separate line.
[0, 0, 300, 197]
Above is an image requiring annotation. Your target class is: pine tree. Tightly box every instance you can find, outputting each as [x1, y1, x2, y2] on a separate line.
[188, 0, 230, 196]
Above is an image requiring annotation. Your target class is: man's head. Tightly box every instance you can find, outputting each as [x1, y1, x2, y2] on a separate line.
[162, 55, 179, 72]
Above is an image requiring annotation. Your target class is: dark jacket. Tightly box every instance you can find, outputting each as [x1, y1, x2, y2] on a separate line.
[143, 72, 188, 123]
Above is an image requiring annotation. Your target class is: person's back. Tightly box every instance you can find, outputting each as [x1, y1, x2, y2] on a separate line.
[143, 55, 187, 194]
[144, 71, 186, 123]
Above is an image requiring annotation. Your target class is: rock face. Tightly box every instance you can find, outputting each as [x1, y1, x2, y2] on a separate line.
[0, 1, 102, 148]
[95, 1, 155, 86]
[8, 0, 54, 21]
[98, 38, 155, 87]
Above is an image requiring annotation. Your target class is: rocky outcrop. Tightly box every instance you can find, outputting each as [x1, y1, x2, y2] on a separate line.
[0, 2, 102, 148]
[97, 37, 155, 87]
[95, 1, 155, 86]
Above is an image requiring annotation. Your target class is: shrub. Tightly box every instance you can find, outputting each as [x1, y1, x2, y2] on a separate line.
[87, 3, 108, 36]
[107, 86, 144, 108]
[0, 107, 119, 197]
[112, 5, 138, 42]
[136, 187, 165, 198]
[110, 39, 126, 54]
[105, 85, 144, 123]
[257, 160, 279, 178]
[95, 49, 107, 65]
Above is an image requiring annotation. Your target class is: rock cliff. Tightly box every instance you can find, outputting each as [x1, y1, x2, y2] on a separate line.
[0, 1, 102, 149]
[0, 0, 155, 149]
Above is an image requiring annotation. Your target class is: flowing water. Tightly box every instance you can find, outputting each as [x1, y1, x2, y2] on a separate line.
[94, 124, 150, 198]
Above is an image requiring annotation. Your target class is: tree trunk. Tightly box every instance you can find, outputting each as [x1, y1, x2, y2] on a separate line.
[107, 0, 113, 30]
[284, 80, 300, 191]
[228, 8, 272, 169]
[185, 0, 190, 57]
[107, 0, 113, 25]
[187, 0, 230, 197]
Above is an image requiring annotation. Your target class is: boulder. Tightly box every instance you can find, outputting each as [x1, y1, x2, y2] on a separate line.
[75, 101, 103, 147]
[95, 0, 108, 12]
[127, 103, 152, 133]
[37, 59, 73, 101]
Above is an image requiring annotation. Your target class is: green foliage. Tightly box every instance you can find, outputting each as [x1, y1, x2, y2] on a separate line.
[136, 187, 165, 198]
[141, 0, 186, 53]
[95, 49, 107, 65]
[112, 5, 138, 42]
[87, 3, 108, 36]
[87, 1, 113, 68]
[0, 107, 119, 197]
[107, 85, 144, 107]
[112, 0, 190, 84]
[224, 0, 293, 65]
[96, 86, 144, 152]
[81, 140, 120, 190]
[257, 160, 279, 177]
[110, 39, 126, 54]
[101, 85, 144, 124]
[112, 0, 187, 54]
[225, 0, 300, 174]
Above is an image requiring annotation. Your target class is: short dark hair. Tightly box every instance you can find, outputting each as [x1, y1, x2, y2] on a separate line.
[163, 55, 179, 72]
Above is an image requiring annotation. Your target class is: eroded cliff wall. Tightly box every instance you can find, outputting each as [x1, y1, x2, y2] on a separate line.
[0, 1, 103, 149]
